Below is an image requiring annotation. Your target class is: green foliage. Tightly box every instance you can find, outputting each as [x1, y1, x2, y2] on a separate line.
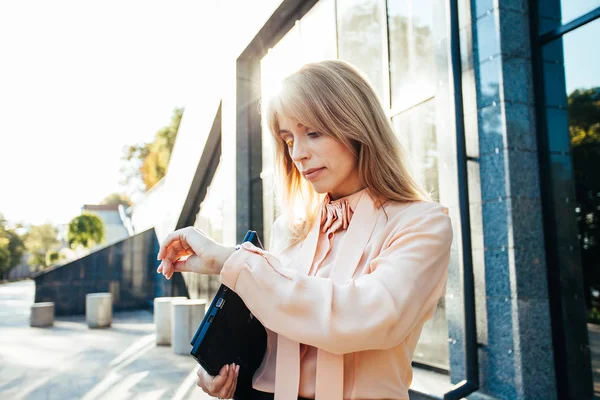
[24, 223, 59, 271]
[589, 306, 600, 325]
[102, 193, 133, 207]
[45, 249, 64, 267]
[67, 212, 105, 250]
[121, 107, 183, 192]
[0, 214, 25, 277]
[569, 88, 600, 147]
[568, 87, 600, 319]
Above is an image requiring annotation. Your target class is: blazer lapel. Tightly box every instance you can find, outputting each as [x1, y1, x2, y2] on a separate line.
[296, 202, 322, 276]
[275, 201, 322, 400]
[329, 190, 379, 283]
[315, 190, 379, 400]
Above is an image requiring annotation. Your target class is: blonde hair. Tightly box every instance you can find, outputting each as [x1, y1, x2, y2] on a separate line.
[264, 60, 431, 247]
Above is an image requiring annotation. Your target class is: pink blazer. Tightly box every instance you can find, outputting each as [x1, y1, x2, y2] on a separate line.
[220, 190, 453, 400]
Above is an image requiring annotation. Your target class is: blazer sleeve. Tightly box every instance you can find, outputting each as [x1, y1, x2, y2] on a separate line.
[220, 206, 453, 355]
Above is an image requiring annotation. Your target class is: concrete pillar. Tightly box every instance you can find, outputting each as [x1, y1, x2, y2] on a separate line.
[30, 302, 54, 327]
[171, 299, 207, 355]
[154, 296, 187, 345]
[86, 293, 112, 328]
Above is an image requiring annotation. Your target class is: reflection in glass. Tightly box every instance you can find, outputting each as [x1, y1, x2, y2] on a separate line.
[300, 0, 337, 63]
[392, 100, 447, 368]
[542, 18, 600, 396]
[387, 0, 435, 111]
[260, 0, 338, 245]
[260, 26, 303, 247]
[563, 18, 600, 333]
[392, 100, 440, 202]
[337, 0, 386, 101]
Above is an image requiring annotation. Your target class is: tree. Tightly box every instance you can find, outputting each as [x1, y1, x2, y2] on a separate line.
[45, 249, 65, 267]
[121, 107, 184, 193]
[0, 214, 25, 279]
[102, 193, 133, 208]
[24, 223, 59, 272]
[568, 87, 600, 315]
[67, 213, 105, 250]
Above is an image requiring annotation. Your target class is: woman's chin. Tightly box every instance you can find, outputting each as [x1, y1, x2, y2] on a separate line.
[308, 182, 330, 194]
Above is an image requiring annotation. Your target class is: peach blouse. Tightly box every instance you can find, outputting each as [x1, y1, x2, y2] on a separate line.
[220, 189, 452, 400]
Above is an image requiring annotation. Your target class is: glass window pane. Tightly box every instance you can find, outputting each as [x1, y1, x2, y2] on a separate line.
[261, 26, 302, 246]
[337, 0, 386, 101]
[392, 100, 440, 202]
[560, 0, 600, 25]
[541, 18, 600, 395]
[538, 0, 600, 35]
[261, 1, 338, 244]
[388, 0, 436, 111]
[300, 0, 337, 62]
[392, 99, 447, 368]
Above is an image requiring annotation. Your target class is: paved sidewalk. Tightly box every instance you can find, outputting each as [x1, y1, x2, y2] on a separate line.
[0, 280, 214, 400]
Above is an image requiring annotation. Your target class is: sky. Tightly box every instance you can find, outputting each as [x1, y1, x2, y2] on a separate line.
[0, 0, 221, 226]
[1, 0, 597, 227]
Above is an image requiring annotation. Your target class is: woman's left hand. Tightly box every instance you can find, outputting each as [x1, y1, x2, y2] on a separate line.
[156, 227, 235, 279]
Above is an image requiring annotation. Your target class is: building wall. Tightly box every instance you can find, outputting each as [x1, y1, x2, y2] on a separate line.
[163, 0, 600, 398]
[450, 0, 557, 398]
[33, 229, 187, 315]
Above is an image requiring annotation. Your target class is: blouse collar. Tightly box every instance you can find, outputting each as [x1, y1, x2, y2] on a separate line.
[320, 188, 366, 234]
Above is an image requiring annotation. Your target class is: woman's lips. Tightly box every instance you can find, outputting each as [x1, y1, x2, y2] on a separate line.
[304, 167, 325, 180]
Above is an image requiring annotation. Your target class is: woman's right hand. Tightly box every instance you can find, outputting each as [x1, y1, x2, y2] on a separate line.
[196, 363, 239, 399]
[157, 227, 235, 279]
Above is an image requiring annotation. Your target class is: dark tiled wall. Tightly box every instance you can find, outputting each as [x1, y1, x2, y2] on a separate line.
[34, 229, 188, 316]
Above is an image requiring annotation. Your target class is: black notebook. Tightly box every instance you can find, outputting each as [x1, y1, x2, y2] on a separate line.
[190, 230, 267, 397]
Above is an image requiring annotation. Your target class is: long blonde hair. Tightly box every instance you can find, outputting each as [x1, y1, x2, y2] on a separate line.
[264, 60, 431, 247]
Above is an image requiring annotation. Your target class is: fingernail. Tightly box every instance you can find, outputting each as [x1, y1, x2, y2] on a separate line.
[236, 365, 240, 376]
[226, 365, 229, 372]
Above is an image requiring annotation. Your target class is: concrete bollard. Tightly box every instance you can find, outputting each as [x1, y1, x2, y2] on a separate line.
[30, 302, 55, 327]
[86, 293, 112, 328]
[154, 296, 187, 346]
[171, 299, 207, 355]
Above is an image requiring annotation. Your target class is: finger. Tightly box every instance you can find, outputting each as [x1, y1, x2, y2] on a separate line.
[164, 242, 192, 263]
[171, 258, 193, 274]
[221, 364, 237, 398]
[217, 364, 234, 398]
[230, 365, 240, 397]
[223, 365, 239, 399]
[161, 258, 172, 280]
[209, 364, 229, 392]
[158, 229, 191, 260]
[158, 231, 179, 260]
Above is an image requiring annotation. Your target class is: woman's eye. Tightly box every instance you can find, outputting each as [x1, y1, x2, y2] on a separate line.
[307, 132, 320, 138]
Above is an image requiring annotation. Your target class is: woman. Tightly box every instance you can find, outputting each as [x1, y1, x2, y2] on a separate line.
[157, 60, 453, 400]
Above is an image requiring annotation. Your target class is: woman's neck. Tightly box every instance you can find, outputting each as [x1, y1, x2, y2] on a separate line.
[328, 186, 366, 201]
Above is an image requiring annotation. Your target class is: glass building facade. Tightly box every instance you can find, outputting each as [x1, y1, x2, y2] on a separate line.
[173, 0, 600, 398]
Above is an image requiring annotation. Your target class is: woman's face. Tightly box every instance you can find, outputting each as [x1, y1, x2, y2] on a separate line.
[278, 114, 363, 199]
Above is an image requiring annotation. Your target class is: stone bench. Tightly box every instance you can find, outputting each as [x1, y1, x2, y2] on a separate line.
[171, 299, 207, 355]
[86, 293, 112, 328]
[30, 302, 54, 327]
[154, 296, 187, 346]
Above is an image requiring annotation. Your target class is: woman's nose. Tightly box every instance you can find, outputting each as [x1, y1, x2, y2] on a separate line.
[291, 140, 309, 161]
